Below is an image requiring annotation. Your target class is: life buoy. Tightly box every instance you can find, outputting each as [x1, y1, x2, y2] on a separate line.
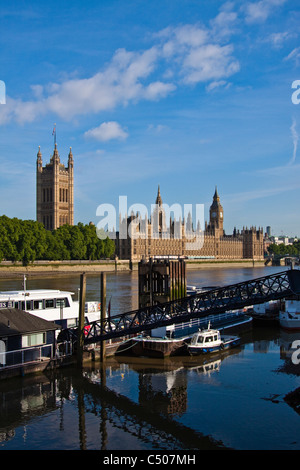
[84, 325, 91, 337]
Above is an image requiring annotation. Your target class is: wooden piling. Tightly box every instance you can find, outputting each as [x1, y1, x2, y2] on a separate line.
[77, 272, 86, 368]
[100, 272, 106, 361]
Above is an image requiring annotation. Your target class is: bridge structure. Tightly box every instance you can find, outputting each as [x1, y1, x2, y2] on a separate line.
[264, 255, 300, 266]
[65, 269, 300, 346]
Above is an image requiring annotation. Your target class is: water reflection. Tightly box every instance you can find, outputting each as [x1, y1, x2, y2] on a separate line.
[0, 375, 58, 446]
[0, 266, 300, 450]
[0, 355, 235, 450]
[0, 325, 299, 451]
[80, 363, 228, 450]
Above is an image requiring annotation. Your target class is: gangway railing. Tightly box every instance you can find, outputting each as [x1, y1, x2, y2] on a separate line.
[63, 269, 300, 345]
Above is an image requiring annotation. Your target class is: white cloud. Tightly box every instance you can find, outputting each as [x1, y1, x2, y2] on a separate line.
[84, 121, 128, 142]
[0, 46, 169, 124]
[181, 43, 239, 84]
[0, 18, 241, 125]
[206, 80, 231, 92]
[243, 0, 287, 24]
[210, 6, 239, 40]
[157, 23, 240, 85]
[143, 81, 176, 100]
[147, 124, 169, 133]
[267, 31, 296, 48]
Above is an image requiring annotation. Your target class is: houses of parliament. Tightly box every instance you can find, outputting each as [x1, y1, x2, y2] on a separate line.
[36, 144, 264, 261]
[117, 186, 264, 261]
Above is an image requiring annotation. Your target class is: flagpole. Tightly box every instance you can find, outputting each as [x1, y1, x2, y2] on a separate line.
[53, 123, 56, 146]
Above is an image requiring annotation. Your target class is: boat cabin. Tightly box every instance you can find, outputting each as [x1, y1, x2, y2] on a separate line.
[190, 327, 222, 347]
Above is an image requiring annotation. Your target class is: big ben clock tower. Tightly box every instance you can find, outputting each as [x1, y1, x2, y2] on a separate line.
[209, 186, 224, 235]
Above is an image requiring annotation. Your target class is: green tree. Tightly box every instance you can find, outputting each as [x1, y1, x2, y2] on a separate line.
[103, 236, 115, 258]
[0, 215, 22, 261]
[0, 216, 115, 262]
[77, 222, 99, 260]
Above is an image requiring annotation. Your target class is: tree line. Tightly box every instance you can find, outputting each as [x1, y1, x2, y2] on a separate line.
[0, 215, 115, 265]
[267, 241, 300, 257]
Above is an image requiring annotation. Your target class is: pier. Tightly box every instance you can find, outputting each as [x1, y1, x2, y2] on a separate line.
[138, 257, 186, 308]
[68, 268, 300, 348]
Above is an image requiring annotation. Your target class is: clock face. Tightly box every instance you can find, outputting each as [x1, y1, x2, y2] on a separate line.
[220, 212, 223, 218]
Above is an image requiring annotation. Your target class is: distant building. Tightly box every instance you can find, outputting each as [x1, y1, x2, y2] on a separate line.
[36, 144, 74, 230]
[117, 186, 264, 262]
[272, 236, 297, 246]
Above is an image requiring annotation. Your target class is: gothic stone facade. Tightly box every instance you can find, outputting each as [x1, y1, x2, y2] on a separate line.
[36, 144, 74, 230]
[117, 187, 264, 262]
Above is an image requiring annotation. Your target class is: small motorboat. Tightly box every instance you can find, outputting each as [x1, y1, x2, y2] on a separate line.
[187, 322, 240, 356]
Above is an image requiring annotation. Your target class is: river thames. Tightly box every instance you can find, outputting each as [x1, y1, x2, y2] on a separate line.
[0, 265, 300, 451]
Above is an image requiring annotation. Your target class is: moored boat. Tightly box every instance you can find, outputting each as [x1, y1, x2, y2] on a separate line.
[0, 277, 101, 329]
[187, 322, 240, 356]
[279, 296, 300, 331]
[251, 300, 280, 326]
[130, 335, 187, 358]
[126, 310, 250, 358]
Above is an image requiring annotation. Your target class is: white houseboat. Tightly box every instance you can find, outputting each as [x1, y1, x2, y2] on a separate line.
[0, 287, 100, 329]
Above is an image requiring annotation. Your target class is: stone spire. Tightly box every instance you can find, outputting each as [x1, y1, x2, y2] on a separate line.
[36, 146, 43, 174]
[51, 142, 60, 164]
[211, 186, 220, 208]
[155, 185, 163, 206]
[68, 147, 73, 168]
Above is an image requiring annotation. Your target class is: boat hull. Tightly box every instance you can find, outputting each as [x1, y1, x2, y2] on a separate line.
[279, 318, 300, 331]
[279, 311, 300, 331]
[279, 298, 300, 331]
[130, 337, 187, 358]
[251, 313, 279, 326]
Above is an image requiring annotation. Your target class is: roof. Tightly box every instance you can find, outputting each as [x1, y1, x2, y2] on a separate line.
[0, 289, 74, 301]
[0, 309, 60, 337]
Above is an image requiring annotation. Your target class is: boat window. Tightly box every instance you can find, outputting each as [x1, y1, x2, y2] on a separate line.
[22, 332, 46, 348]
[197, 336, 204, 343]
[214, 335, 218, 341]
[14, 301, 19, 309]
[67, 318, 77, 327]
[45, 299, 54, 309]
[26, 300, 32, 310]
[56, 298, 69, 308]
[205, 336, 213, 343]
[33, 300, 43, 310]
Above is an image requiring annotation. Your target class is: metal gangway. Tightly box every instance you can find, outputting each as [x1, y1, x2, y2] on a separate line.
[66, 269, 300, 345]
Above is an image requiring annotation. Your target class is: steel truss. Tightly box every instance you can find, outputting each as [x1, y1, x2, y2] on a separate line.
[67, 269, 300, 345]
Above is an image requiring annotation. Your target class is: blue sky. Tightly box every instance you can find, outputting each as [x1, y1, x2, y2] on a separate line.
[0, 0, 299, 237]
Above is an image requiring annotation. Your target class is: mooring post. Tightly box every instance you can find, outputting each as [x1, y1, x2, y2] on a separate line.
[77, 272, 86, 368]
[100, 272, 106, 361]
